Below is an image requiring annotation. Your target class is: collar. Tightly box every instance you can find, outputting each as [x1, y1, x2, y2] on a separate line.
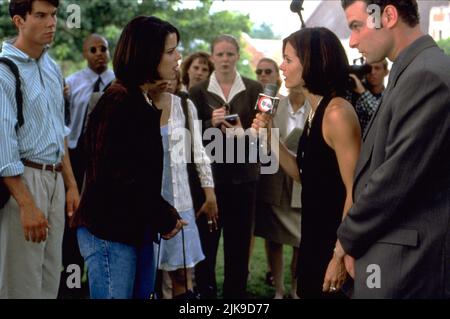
[389, 35, 436, 88]
[207, 71, 246, 103]
[1, 39, 49, 63]
[85, 67, 112, 84]
[288, 98, 309, 117]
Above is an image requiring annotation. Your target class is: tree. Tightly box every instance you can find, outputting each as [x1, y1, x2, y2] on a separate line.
[0, 0, 254, 77]
[437, 37, 450, 56]
[249, 22, 280, 40]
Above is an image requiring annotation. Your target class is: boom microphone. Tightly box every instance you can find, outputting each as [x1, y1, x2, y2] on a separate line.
[290, 0, 304, 13]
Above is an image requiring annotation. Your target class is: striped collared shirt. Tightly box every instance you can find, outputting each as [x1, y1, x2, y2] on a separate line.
[66, 67, 115, 149]
[0, 40, 69, 177]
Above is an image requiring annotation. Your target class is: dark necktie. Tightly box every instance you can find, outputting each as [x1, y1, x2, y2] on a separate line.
[78, 76, 102, 141]
[93, 76, 102, 93]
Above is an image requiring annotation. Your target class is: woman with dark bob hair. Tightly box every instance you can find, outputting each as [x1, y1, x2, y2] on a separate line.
[253, 27, 361, 298]
[72, 16, 186, 299]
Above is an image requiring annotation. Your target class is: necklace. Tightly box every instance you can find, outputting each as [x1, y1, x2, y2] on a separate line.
[142, 90, 158, 111]
[306, 96, 323, 134]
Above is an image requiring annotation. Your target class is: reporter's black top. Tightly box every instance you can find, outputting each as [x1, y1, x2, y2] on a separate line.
[296, 95, 346, 298]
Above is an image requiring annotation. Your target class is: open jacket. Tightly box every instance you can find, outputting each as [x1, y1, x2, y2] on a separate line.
[189, 73, 263, 185]
[72, 82, 179, 246]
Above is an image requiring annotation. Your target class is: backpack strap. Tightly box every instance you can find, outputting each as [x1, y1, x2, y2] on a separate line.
[0, 57, 24, 130]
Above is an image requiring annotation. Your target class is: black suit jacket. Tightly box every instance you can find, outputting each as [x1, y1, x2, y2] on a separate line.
[337, 36, 450, 298]
[189, 76, 263, 185]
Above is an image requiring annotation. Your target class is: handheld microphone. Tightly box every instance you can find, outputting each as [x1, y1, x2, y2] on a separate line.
[254, 84, 280, 116]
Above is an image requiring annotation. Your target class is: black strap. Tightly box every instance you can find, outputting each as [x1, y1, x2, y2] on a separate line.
[179, 92, 195, 162]
[149, 235, 162, 299]
[0, 57, 24, 130]
[179, 92, 195, 294]
[181, 226, 189, 293]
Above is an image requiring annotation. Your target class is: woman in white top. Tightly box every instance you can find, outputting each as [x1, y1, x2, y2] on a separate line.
[155, 81, 218, 298]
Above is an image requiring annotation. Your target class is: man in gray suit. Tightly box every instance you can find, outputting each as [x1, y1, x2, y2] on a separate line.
[334, 0, 450, 298]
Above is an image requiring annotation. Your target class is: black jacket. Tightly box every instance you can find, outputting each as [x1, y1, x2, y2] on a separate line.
[189, 76, 263, 185]
[73, 82, 178, 246]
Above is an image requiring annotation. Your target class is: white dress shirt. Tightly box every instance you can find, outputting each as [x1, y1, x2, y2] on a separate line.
[286, 98, 308, 136]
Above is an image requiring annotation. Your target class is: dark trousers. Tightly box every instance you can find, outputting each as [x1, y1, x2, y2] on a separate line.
[195, 182, 256, 299]
[58, 146, 87, 299]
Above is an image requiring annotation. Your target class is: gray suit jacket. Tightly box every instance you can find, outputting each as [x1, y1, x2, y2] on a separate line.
[337, 36, 450, 298]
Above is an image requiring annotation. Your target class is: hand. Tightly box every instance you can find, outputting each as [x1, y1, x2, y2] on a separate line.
[222, 117, 245, 137]
[322, 255, 348, 293]
[20, 203, 49, 243]
[344, 255, 355, 279]
[211, 107, 226, 127]
[334, 240, 346, 259]
[196, 192, 219, 232]
[161, 219, 188, 240]
[251, 113, 272, 142]
[349, 74, 366, 95]
[66, 185, 80, 218]
[251, 113, 272, 132]
[63, 85, 70, 99]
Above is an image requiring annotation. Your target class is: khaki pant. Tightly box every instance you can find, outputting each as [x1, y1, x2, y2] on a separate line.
[0, 167, 65, 299]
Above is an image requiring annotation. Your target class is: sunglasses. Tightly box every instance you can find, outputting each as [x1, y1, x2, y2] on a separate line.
[89, 46, 108, 54]
[255, 68, 273, 76]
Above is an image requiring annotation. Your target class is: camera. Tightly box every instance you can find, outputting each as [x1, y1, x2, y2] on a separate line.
[224, 114, 239, 125]
[349, 57, 372, 89]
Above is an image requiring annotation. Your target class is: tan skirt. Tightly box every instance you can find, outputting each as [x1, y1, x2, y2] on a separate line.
[254, 191, 301, 247]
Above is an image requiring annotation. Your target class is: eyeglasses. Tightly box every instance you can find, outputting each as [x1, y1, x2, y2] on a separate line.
[255, 68, 273, 76]
[89, 46, 108, 54]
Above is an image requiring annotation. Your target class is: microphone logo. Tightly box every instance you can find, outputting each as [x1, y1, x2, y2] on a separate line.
[254, 84, 280, 115]
[257, 95, 274, 113]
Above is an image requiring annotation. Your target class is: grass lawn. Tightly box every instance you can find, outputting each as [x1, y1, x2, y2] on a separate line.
[215, 235, 297, 299]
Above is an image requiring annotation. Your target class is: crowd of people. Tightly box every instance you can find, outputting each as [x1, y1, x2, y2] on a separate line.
[0, 0, 449, 300]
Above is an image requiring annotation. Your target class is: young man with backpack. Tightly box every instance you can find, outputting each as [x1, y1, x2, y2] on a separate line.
[0, 0, 79, 298]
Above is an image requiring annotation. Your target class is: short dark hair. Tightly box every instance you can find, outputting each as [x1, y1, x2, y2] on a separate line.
[211, 34, 240, 54]
[283, 27, 350, 97]
[113, 16, 180, 88]
[180, 52, 214, 87]
[341, 0, 420, 27]
[9, 0, 59, 19]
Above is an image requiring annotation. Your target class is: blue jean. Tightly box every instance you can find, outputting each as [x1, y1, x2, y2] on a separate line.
[77, 227, 137, 299]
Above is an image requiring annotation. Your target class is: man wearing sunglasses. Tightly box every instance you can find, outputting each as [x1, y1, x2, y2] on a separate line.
[61, 33, 115, 299]
[65, 34, 114, 189]
[255, 58, 284, 98]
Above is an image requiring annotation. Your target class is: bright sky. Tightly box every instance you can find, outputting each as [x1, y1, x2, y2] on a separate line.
[179, 0, 322, 38]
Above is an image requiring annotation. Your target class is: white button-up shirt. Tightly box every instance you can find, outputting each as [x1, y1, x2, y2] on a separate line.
[166, 94, 214, 212]
[65, 67, 115, 149]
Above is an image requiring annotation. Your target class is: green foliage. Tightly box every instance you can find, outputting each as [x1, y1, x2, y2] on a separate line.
[437, 37, 450, 56]
[0, 0, 254, 77]
[249, 22, 280, 40]
[217, 236, 297, 299]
